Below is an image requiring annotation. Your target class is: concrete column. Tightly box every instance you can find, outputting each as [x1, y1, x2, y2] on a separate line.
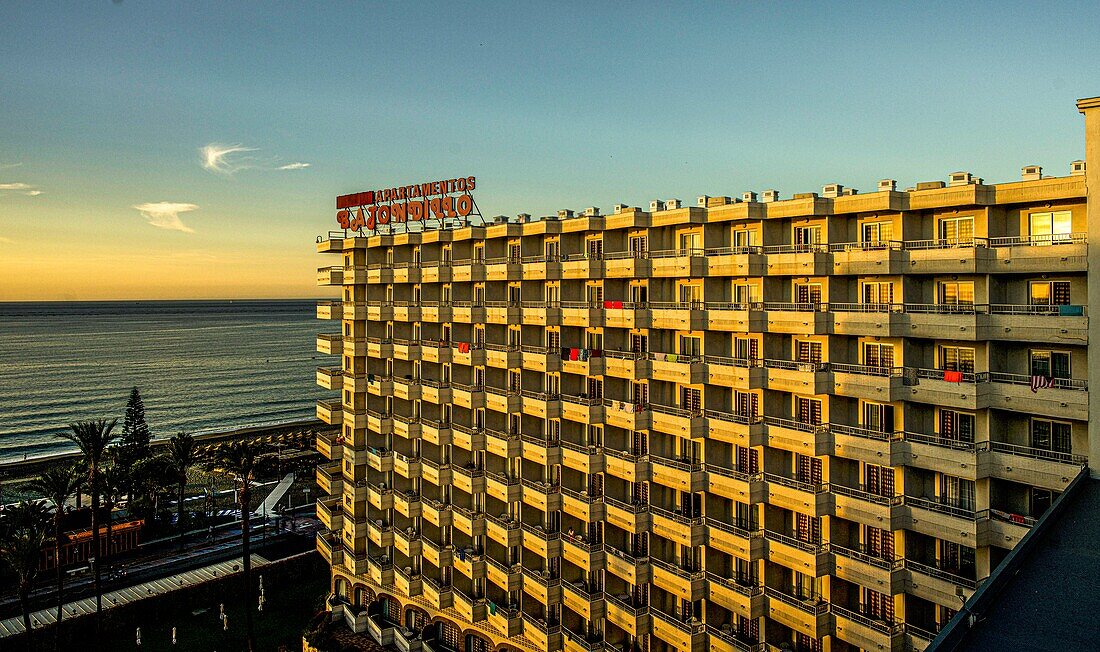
[1077, 96, 1100, 478]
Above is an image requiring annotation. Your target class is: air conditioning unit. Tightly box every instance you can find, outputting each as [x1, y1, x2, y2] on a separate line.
[696, 195, 709, 207]
[878, 179, 897, 192]
[741, 191, 757, 203]
[1022, 165, 1042, 181]
[613, 203, 629, 214]
[1071, 160, 1086, 176]
[761, 189, 779, 203]
[583, 206, 600, 217]
[649, 200, 663, 212]
[949, 171, 974, 186]
[822, 183, 843, 198]
[665, 198, 681, 209]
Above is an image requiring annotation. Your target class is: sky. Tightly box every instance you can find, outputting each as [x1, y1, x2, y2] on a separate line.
[1, 1, 1099, 301]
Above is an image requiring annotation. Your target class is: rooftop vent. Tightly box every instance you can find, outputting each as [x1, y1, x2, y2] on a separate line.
[949, 171, 974, 186]
[583, 207, 599, 217]
[649, 200, 663, 212]
[841, 188, 859, 196]
[761, 189, 780, 203]
[697, 195, 709, 207]
[822, 183, 843, 198]
[1071, 160, 1086, 176]
[555, 209, 573, 220]
[613, 203, 629, 214]
[665, 198, 682, 210]
[741, 191, 758, 203]
[878, 179, 897, 192]
[516, 213, 531, 223]
[793, 192, 818, 200]
[1022, 165, 1042, 181]
[916, 181, 946, 191]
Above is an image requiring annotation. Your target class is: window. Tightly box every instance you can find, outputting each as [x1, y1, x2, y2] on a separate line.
[795, 513, 821, 544]
[862, 281, 893, 305]
[735, 446, 759, 474]
[734, 391, 759, 418]
[544, 284, 559, 303]
[938, 281, 975, 306]
[473, 244, 483, 262]
[864, 526, 895, 560]
[732, 229, 755, 248]
[939, 346, 975, 373]
[793, 225, 822, 249]
[939, 541, 976, 577]
[1029, 280, 1071, 306]
[507, 243, 521, 262]
[1030, 349, 1070, 378]
[628, 235, 647, 255]
[861, 221, 893, 246]
[630, 284, 648, 304]
[795, 282, 822, 305]
[795, 340, 822, 364]
[546, 330, 560, 351]
[507, 327, 520, 347]
[508, 370, 521, 392]
[862, 342, 894, 368]
[586, 284, 603, 304]
[585, 330, 603, 350]
[679, 232, 701, 252]
[441, 246, 451, 263]
[795, 398, 822, 426]
[865, 465, 895, 497]
[940, 475, 975, 511]
[732, 282, 758, 304]
[1028, 210, 1073, 244]
[1030, 418, 1071, 454]
[543, 240, 559, 260]
[678, 335, 701, 356]
[939, 216, 974, 244]
[586, 378, 603, 399]
[587, 238, 604, 259]
[733, 337, 758, 362]
[680, 386, 702, 412]
[863, 587, 894, 623]
[939, 409, 975, 442]
[630, 333, 648, 353]
[678, 283, 702, 304]
[861, 402, 895, 433]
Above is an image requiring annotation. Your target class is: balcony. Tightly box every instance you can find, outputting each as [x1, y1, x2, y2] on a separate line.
[602, 250, 651, 278]
[650, 606, 705, 652]
[705, 573, 765, 621]
[520, 612, 562, 651]
[521, 478, 562, 512]
[705, 246, 767, 277]
[830, 544, 905, 595]
[649, 454, 705, 494]
[706, 625, 763, 652]
[484, 257, 522, 281]
[520, 566, 562, 606]
[763, 302, 831, 334]
[421, 576, 453, 610]
[420, 458, 453, 487]
[420, 536, 453, 567]
[906, 303, 983, 340]
[317, 495, 343, 531]
[391, 261, 420, 284]
[905, 559, 980, 606]
[484, 554, 523, 592]
[393, 565, 422, 598]
[560, 440, 605, 474]
[485, 428, 522, 458]
[764, 473, 832, 517]
[366, 376, 394, 398]
[603, 495, 650, 534]
[705, 409, 766, 448]
[763, 586, 832, 640]
[831, 302, 908, 337]
[905, 238, 989, 274]
[316, 333, 342, 355]
[603, 593, 651, 638]
[521, 301, 561, 327]
[450, 258, 486, 282]
[316, 531, 342, 567]
[418, 260, 452, 283]
[831, 604, 904, 652]
[987, 232, 1087, 271]
[520, 521, 562, 558]
[650, 504, 705, 548]
[987, 371, 1088, 420]
[650, 403, 707, 439]
[602, 350, 650, 381]
[485, 471, 523, 504]
[828, 240, 906, 275]
[602, 301, 650, 329]
[561, 530, 605, 571]
[561, 579, 604, 622]
[392, 528, 422, 558]
[316, 300, 342, 320]
[603, 545, 650, 585]
[484, 301, 520, 325]
[902, 432, 983, 480]
[560, 486, 604, 522]
[561, 253, 604, 279]
[366, 263, 393, 284]
[366, 337, 393, 359]
[989, 509, 1037, 548]
[830, 363, 906, 402]
[904, 496, 988, 546]
[649, 301, 706, 331]
[831, 484, 904, 529]
[485, 342, 521, 368]
[420, 499, 452, 531]
[520, 389, 562, 419]
[704, 302, 767, 332]
[650, 557, 705, 602]
[706, 519, 764, 560]
[366, 448, 393, 473]
[392, 414, 422, 440]
[452, 423, 486, 452]
[763, 530, 832, 577]
[419, 340, 451, 364]
[316, 431, 343, 461]
[451, 382, 486, 410]
[451, 505, 486, 537]
[649, 247, 706, 277]
[391, 301, 421, 323]
[987, 440, 1085, 491]
[419, 300, 450, 323]
[705, 465, 765, 503]
[485, 386, 522, 414]
[392, 451, 420, 479]
[561, 395, 605, 425]
[392, 490, 421, 519]
[485, 512, 523, 548]
[392, 376, 421, 401]
[764, 417, 832, 457]
[316, 461, 342, 495]
[521, 435, 562, 466]
[451, 301, 486, 325]
[419, 418, 451, 447]
[764, 359, 832, 394]
[831, 424, 905, 466]
[561, 301, 601, 328]
[704, 356, 766, 390]
[366, 482, 393, 510]
[451, 464, 486, 495]
[764, 243, 832, 276]
[487, 604, 523, 639]
[452, 551, 486, 582]
[366, 521, 394, 548]
[316, 399, 343, 426]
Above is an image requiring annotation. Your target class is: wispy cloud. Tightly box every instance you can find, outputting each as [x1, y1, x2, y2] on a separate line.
[0, 182, 43, 197]
[133, 202, 199, 233]
[0, 163, 22, 170]
[200, 143, 257, 174]
[0, 236, 13, 244]
[278, 162, 311, 170]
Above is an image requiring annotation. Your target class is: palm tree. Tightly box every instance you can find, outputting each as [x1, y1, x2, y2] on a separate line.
[99, 462, 126, 573]
[30, 464, 82, 649]
[207, 441, 268, 652]
[167, 432, 198, 547]
[57, 418, 119, 639]
[0, 500, 51, 652]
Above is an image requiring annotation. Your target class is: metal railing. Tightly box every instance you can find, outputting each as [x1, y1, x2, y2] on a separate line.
[904, 496, 980, 521]
[987, 440, 1086, 465]
[763, 472, 828, 494]
[763, 586, 829, 614]
[650, 607, 704, 635]
[830, 604, 903, 635]
[830, 423, 899, 442]
[764, 530, 824, 554]
[831, 483, 902, 506]
[905, 559, 980, 590]
[829, 543, 903, 570]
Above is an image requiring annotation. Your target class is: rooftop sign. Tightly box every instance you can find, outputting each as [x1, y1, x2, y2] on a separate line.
[335, 176, 481, 234]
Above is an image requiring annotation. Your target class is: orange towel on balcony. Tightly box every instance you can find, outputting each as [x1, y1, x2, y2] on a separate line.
[943, 370, 964, 383]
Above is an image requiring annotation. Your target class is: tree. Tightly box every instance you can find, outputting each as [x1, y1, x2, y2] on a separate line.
[167, 432, 198, 547]
[121, 387, 151, 453]
[30, 464, 82, 650]
[57, 419, 119, 643]
[0, 500, 51, 652]
[99, 462, 127, 573]
[207, 441, 270, 652]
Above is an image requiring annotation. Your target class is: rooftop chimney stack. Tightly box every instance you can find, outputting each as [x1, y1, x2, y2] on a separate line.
[761, 189, 780, 203]
[949, 171, 975, 186]
[649, 200, 663, 212]
[822, 183, 843, 198]
[665, 199, 682, 210]
[1022, 165, 1043, 181]
[878, 179, 898, 192]
[583, 207, 600, 217]
[1071, 160, 1086, 176]
[697, 195, 710, 207]
[613, 203, 629, 214]
[741, 191, 758, 203]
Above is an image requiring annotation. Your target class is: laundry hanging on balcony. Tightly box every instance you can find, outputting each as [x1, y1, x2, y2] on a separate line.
[943, 370, 964, 383]
[1030, 375, 1054, 392]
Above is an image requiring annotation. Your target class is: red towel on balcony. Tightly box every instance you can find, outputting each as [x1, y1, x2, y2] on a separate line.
[458, 342, 470, 353]
[613, 301, 624, 309]
[943, 370, 963, 383]
[603, 300, 614, 309]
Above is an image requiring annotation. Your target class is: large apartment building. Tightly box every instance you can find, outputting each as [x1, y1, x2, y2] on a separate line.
[313, 97, 1100, 652]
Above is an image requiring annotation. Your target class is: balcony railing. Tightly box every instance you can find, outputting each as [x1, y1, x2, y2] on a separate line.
[989, 509, 1039, 528]
[904, 496, 981, 521]
[649, 453, 703, 472]
[905, 559, 980, 590]
[705, 571, 763, 596]
[987, 440, 1086, 465]
[987, 371, 1087, 391]
[650, 556, 704, 580]
[705, 517, 761, 540]
[763, 472, 828, 494]
[763, 530, 824, 554]
[763, 416, 828, 434]
[651, 607, 704, 635]
[987, 232, 1086, 246]
[830, 423, 899, 442]
[704, 409, 763, 425]
[704, 463, 761, 483]
[831, 604, 902, 635]
[650, 402, 703, 418]
[762, 359, 828, 373]
[706, 625, 764, 652]
[831, 484, 902, 506]
[649, 504, 702, 526]
[903, 431, 976, 451]
[763, 586, 828, 614]
[829, 543, 903, 571]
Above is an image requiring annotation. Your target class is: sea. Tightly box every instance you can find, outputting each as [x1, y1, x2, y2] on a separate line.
[0, 300, 333, 464]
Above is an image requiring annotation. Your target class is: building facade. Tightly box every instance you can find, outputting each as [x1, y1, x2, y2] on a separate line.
[314, 98, 1100, 652]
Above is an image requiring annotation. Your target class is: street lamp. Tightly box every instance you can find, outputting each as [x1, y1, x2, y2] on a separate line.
[136, 627, 141, 646]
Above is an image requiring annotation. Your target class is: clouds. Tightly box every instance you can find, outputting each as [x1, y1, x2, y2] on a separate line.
[199, 142, 310, 174]
[200, 143, 257, 174]
[133, 202, 199, 233]
[0, 181, 43, 197]
[0, 236, 13, 244]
